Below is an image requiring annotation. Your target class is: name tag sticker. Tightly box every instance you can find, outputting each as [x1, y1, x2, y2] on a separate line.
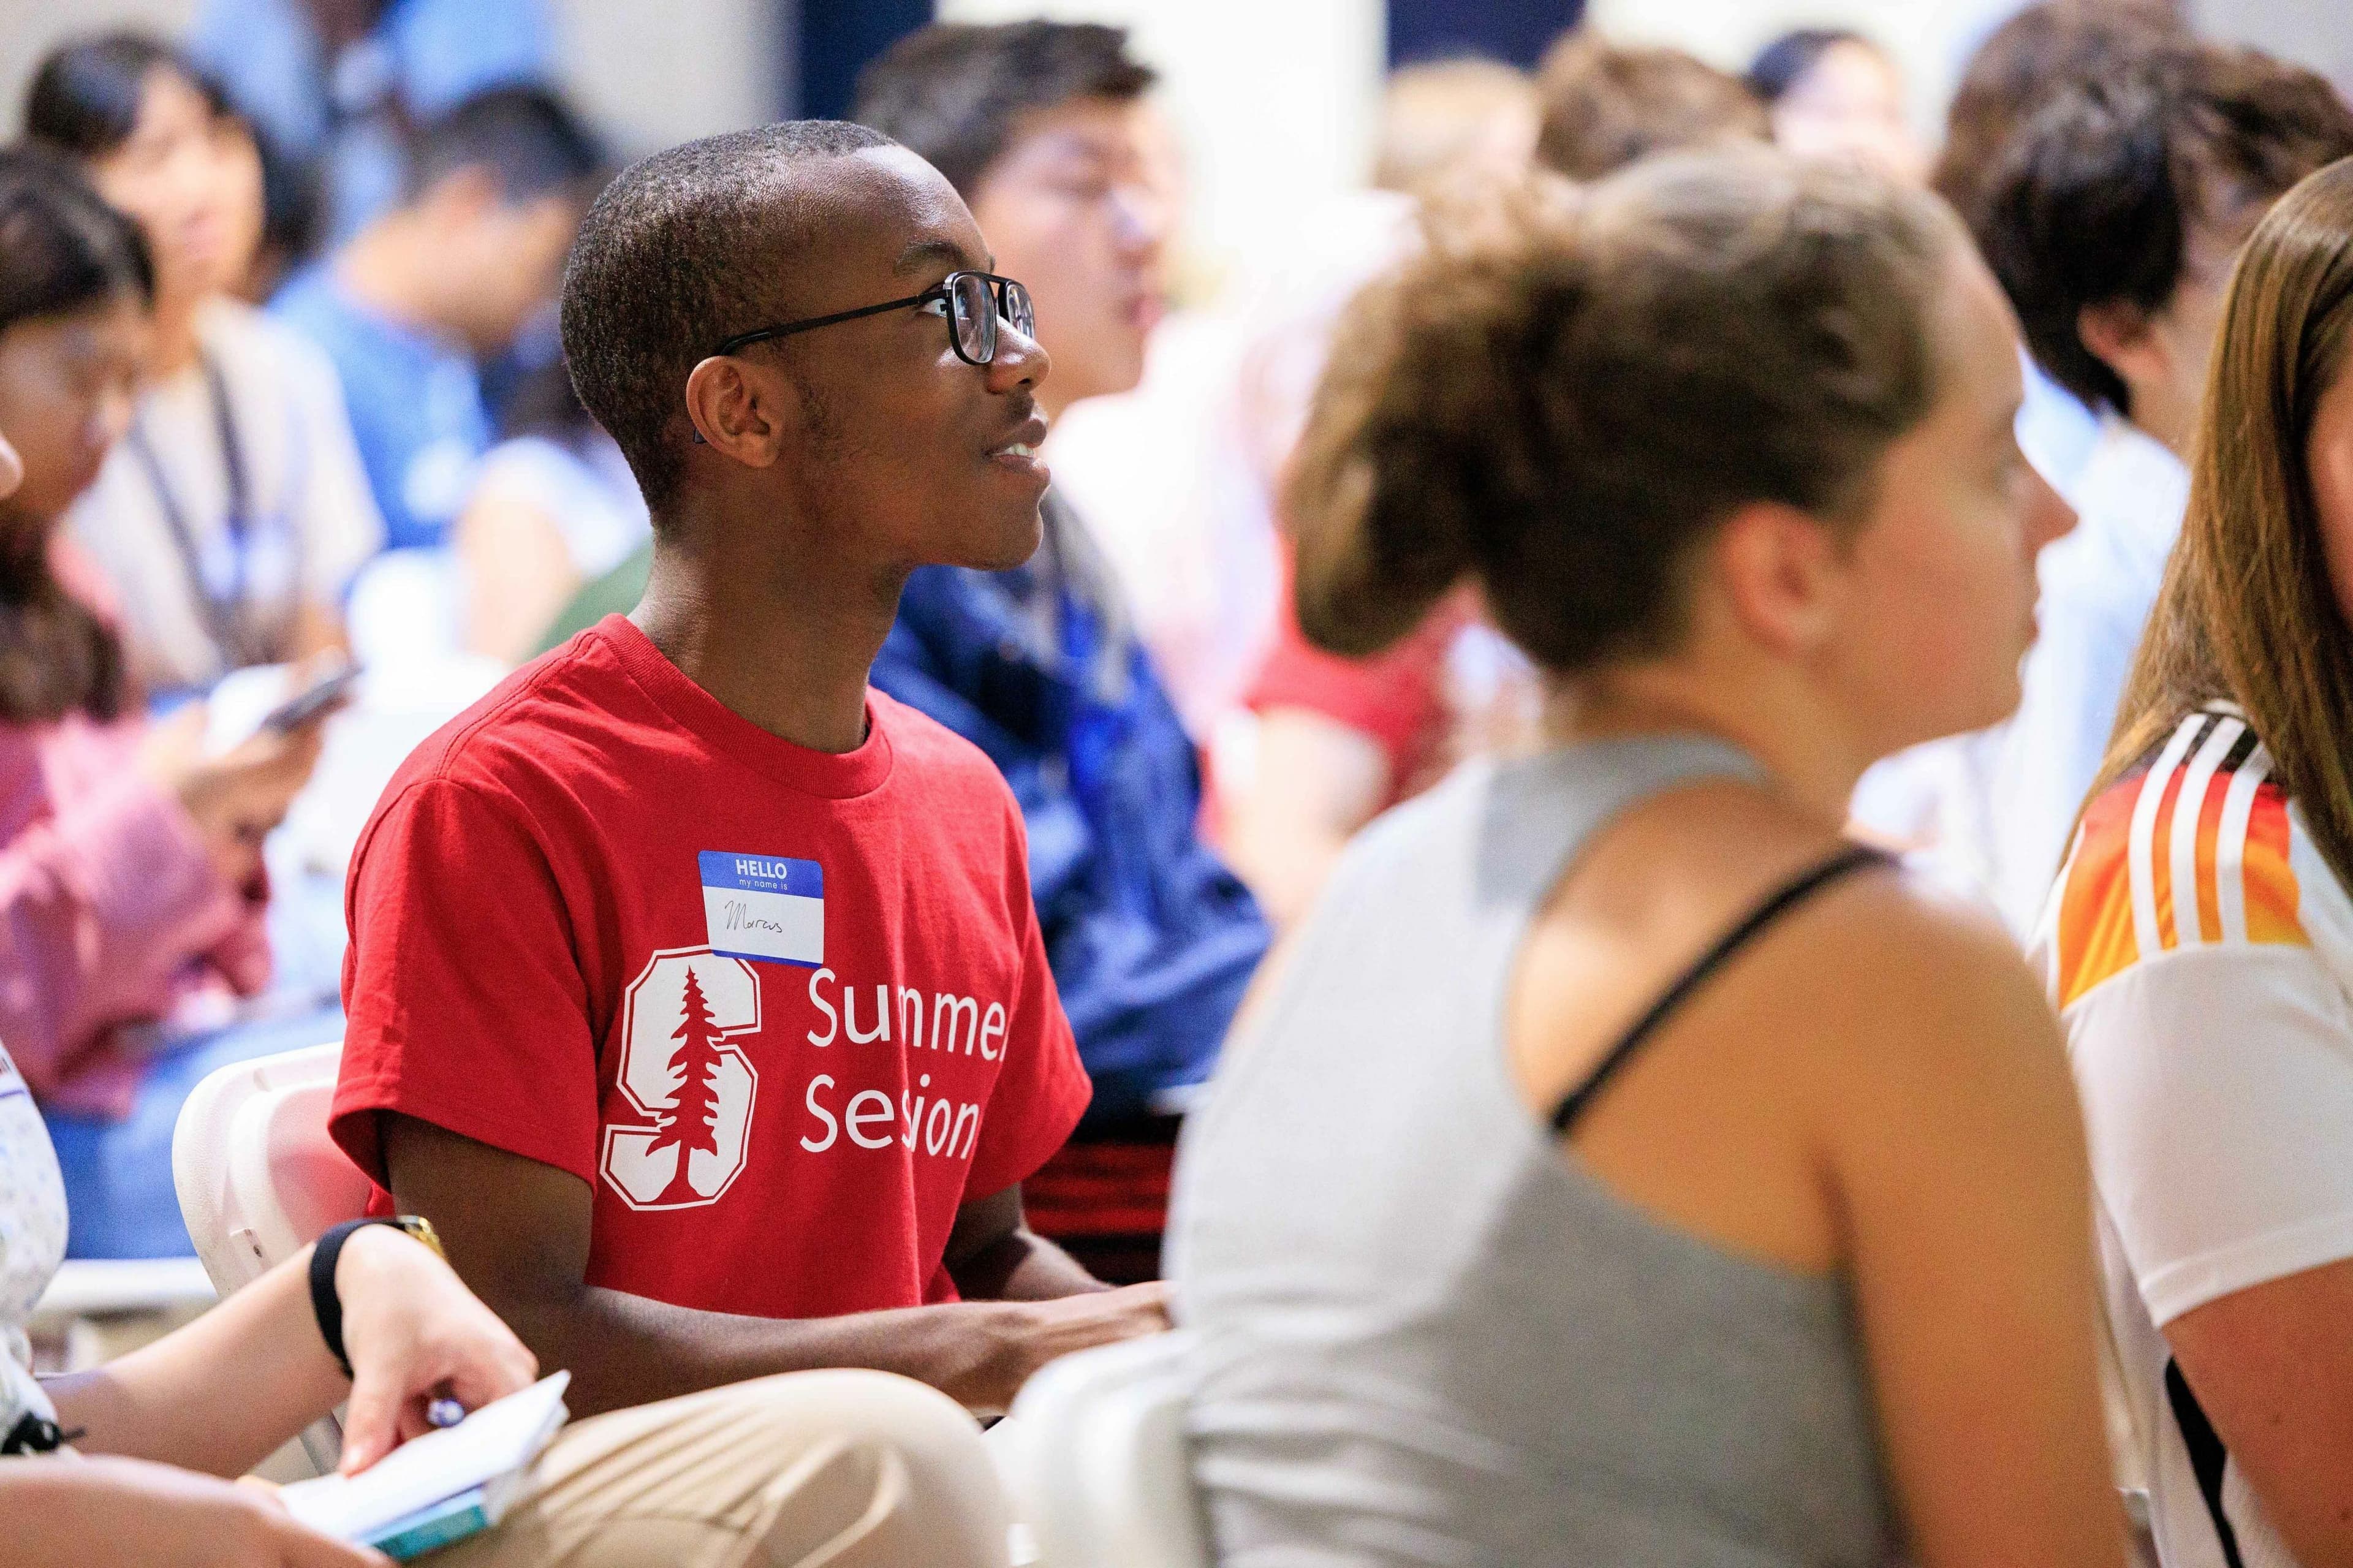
[699, 851, 824, 968]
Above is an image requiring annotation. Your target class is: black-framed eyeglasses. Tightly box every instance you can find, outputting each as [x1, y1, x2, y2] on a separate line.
[712, 271, 1035, 366]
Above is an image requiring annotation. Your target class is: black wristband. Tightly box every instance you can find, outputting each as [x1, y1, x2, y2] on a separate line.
[309, 1218, 394, 1379]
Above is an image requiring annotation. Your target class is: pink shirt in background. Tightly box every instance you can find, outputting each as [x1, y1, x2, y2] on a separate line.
[0, 702, 267, 1119]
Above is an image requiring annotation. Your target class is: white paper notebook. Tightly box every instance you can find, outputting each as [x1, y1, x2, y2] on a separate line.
[280, 1373, 571, 1551]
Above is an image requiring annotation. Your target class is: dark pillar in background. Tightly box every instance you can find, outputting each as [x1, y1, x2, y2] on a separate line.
[1386, 0, 1585, 68]
[796, 0, 934, 121]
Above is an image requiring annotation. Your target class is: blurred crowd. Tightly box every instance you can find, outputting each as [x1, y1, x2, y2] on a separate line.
[8, 0, 2353, 1561]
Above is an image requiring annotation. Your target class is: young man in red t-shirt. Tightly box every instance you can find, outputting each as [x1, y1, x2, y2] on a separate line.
[330, 120, 1166, 1418]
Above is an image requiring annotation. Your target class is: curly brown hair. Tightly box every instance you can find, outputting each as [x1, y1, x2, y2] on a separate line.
[1286, 150, 1963, 670]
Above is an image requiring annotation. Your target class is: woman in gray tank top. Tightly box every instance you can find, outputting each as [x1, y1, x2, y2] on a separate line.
[1167, 151, 2124, 1568]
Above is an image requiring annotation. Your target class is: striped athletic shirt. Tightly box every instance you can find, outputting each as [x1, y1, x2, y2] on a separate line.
[2033, 705, 2353, 1568]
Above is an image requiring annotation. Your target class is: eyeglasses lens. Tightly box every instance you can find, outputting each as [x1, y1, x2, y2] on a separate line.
[1003, 281, 1035, 339]
[952, 273, 995, 363]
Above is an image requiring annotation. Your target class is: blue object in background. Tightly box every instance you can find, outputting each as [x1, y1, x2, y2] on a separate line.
[801, 0, 933, 120]
[1388, 0, 1586, 67]
[192, 0, 556, 246]
[273, 265, 492, 554]
[871, 550, 1270, 1124]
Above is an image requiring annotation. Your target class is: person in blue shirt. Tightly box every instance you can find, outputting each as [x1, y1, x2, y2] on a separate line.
[273, 85, 600, 553]
[191, 0, 556, 248]
[852, 21, 1270, 1281]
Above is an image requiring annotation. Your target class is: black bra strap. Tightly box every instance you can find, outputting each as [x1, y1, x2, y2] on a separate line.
[1549, 843, 1890, 1137]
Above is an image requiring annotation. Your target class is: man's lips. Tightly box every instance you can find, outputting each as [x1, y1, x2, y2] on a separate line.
[987, 414, 1051, 475]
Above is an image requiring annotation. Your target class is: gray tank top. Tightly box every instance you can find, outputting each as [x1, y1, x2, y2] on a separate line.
[1167, 737, 1897, 1567]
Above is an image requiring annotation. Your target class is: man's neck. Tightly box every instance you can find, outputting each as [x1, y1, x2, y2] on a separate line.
[631, 509, 903, 756]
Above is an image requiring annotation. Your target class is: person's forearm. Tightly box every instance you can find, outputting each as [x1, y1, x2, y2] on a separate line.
[952, 1224, 1107, 1302]
[45, 1244, 346, 1475]
[493, 1282, 1038, 1418]
[3, 1462, 112, 1567]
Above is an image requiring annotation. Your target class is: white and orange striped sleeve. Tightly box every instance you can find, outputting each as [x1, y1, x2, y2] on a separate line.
[2048, 711, 2353, 1327]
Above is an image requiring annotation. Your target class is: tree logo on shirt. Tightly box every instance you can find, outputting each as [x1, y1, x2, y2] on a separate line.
[601, 949, 760, 1210]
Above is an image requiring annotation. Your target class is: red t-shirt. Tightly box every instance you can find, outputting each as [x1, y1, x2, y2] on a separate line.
[331, 616, 1091, 1319]
[1245, 559, 1471, 807]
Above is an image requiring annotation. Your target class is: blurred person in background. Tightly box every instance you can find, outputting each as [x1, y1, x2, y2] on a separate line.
[1849, 1, 2190, 915]
[2035, 156, 2353, 1568]
[1171, 151, 2118, 1567]
[1531, 28, 1767, 182]
[25, 33, 384, 702]
[453, 355, 646, 665]
[851, 22, 1270, 1284]
[0, 150, 335, 1258]
[1223, 30, 1763, 931]
[1373, 56, 1540, 198]
[1932, 0, 2187, 500]
[273, 85, 601, 555]
[190, 0, 557, 252]
[1900, 45, 2353, 934]
[1745, 28, 1927, 183]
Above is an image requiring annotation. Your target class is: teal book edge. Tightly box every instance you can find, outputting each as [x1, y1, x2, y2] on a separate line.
[367, 1485, 494, 1561]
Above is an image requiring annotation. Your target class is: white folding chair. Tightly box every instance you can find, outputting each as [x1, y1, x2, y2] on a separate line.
[999, 1330, 1213, 1568]
[170, 1040, 371, 1472]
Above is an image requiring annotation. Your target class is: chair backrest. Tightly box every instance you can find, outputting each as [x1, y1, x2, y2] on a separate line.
[172, 1040, 370, 1295]
[171, 1040, 369, 1475]
[1001, 1330, 1212, 1568]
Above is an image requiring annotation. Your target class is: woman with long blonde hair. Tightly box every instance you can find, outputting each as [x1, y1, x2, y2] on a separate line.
[2036, 154, 2353, 1568]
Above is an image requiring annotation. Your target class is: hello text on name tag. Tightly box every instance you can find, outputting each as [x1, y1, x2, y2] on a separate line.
[699, 851, 824, 968]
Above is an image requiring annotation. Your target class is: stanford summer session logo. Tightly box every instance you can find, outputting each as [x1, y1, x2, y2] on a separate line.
[601, 949, 760, 1210]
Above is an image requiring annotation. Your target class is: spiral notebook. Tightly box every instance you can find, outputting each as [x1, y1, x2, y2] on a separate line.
[279, 1373, 572, 1560]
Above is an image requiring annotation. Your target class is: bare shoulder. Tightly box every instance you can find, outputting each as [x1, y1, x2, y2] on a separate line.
[1795, 868, 2083, 1156]
[1580, 778, 2071, 1113]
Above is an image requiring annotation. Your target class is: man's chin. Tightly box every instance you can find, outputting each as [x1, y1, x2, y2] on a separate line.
[953, 507, 1047, 574]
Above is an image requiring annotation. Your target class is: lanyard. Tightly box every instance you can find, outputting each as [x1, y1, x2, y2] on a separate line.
[123, 350, 297, 673]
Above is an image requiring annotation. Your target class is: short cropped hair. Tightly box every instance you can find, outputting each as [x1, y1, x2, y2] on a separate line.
[406, 85, 605, 205]
[1982, 43, 2353, 415]
[1534, 32, 1767, 182]
[851, 21, 1154, 198]
[560, 120, 893, 511]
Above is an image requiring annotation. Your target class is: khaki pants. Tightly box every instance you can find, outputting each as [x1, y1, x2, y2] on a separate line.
[438, 1371, 1012, 1568]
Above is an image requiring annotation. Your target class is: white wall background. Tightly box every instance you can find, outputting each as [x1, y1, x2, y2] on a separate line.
[938, 0, 1384, 289]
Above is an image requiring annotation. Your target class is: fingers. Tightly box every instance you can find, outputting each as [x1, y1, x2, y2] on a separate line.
[337, 1367, 403, 1476]
[442, 1333, 538, 1415]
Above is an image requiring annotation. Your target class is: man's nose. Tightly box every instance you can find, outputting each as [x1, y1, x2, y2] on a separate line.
[988, 322, 1050, 395]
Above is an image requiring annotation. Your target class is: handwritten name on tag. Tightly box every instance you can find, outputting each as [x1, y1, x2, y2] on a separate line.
[698, 851, 824, 968]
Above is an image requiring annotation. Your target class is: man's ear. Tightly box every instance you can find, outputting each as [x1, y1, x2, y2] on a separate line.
[1711, 500, 1844, 658]
[2078, 298, 2168, 402]
[683, 355, 787, 469]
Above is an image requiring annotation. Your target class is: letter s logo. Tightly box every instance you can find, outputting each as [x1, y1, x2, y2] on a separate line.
[600, 949, 761, 1211]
